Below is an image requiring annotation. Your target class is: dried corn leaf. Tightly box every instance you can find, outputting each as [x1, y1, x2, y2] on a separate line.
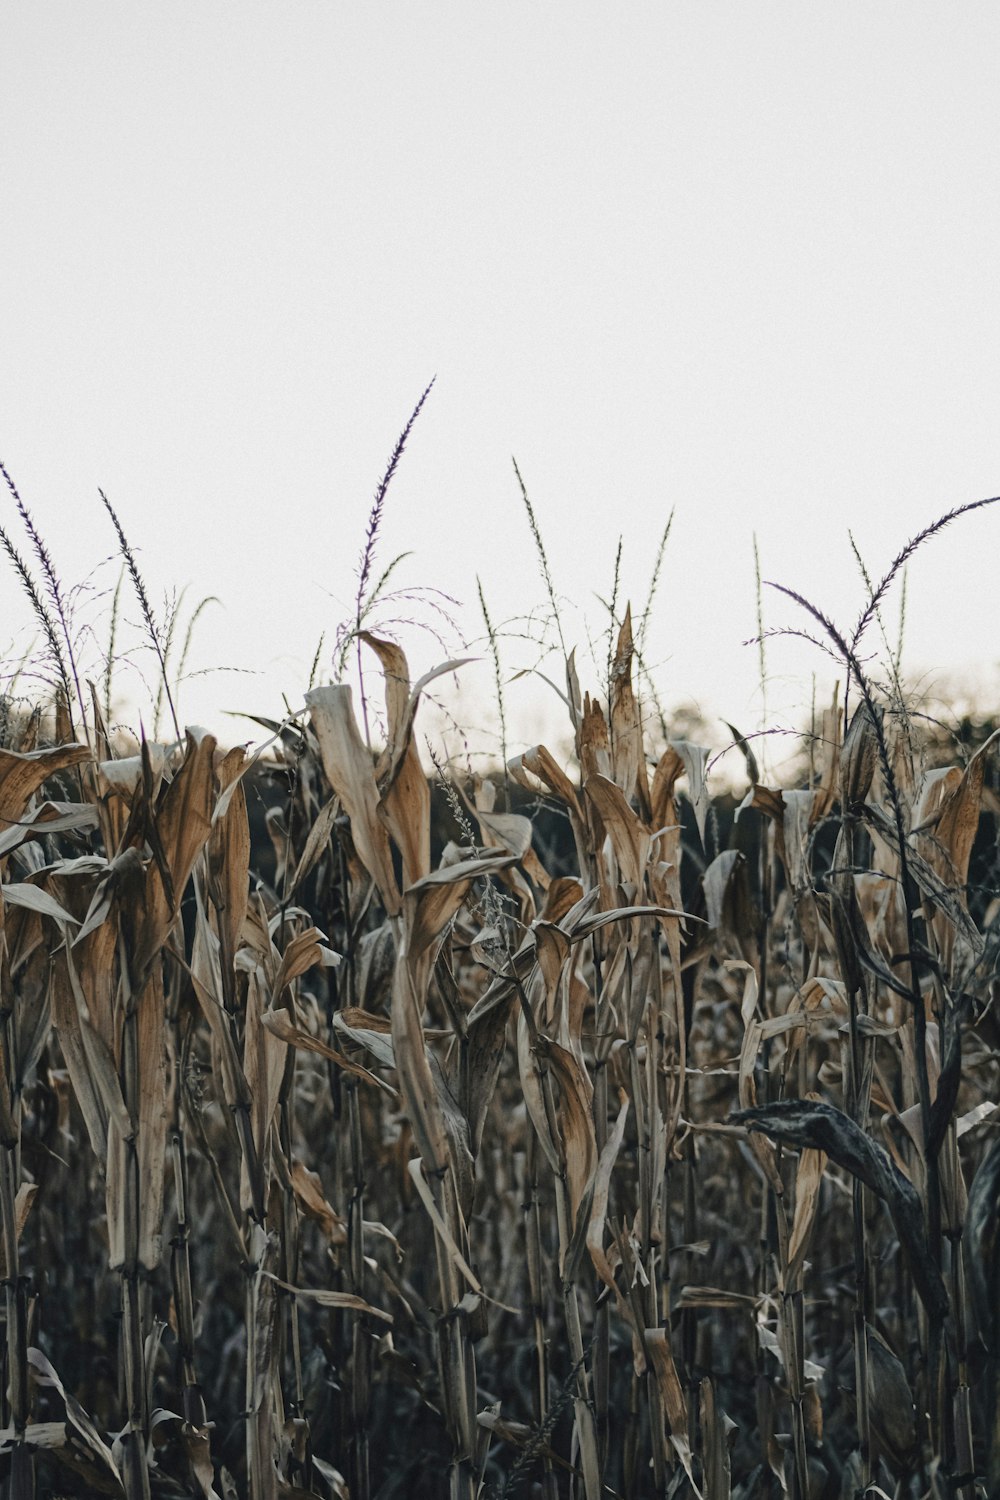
[50, 958, 109, 1157]
[540, 877, 584, 923]
[785, 1144, 827, 1286]
[27, 1347, 123, 1489]
[306, 684, 401, 916]
[404, 849, 518, 963]
[1, 881, 78, 926]
[609, 606, 645, 808]
[271, 925, 341, 998]
[0, 800, 97, 859]
[289, 1161, 347, 1245]
[586, 1089, 631, 1297]
[284, 794, 339, 898]
[60, 941, 132, 1143]
[566, 902, 692, 942]
[537, 1034, 597, 1229]
[262, 1006, 395, 1095]
[515, 1008, 560, 1175]
[181, 1421, 223, 1500]
[462, 941, 539, 1156]
[266, 1273, 393, 1324]
[360, 634, 431, 887]
[508, 744, 589, 873]
[132, 731, 217, 985]
[391, 953, 452, 1178]
[0, 1184, 36, 1280]
[206, 754, 251, 972]
[136, 970, 168, 1269]
[406, 1157, 483, 1297]
[572, 1395, 601, 1500]
[644, 1328, 700, 1490]
[0, 743, 91, 827]
[735, 1099, 948, 1321]
[243, 973, 287, 1210]
[669, 739, 711, 850]
[732, 964, 783, 1196]
[583, 773, 650, 890]
[862, 802, 984, 960]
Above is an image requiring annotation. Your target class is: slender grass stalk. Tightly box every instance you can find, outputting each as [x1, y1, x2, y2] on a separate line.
[100, 489, 182, 742]
[636, 509, 674, 657]
[512, 459, 567, 661]
[348, 379, 435, 743]
[476, 578, 510, 807]
[0, 518, 74, 726]
[1, 461, 86, 737]
[604, 535, 623, 715]
[104, 564, 125, 729]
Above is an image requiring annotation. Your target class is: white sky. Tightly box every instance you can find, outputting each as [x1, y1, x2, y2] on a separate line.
[3, 4, 1000, 773]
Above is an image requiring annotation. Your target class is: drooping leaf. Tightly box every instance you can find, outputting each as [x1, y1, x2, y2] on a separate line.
[734, 1099, 948, 1321]
[0, 743, 91, 828]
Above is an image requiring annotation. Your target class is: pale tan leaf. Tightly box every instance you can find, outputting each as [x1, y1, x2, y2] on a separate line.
[736, 1011, 782, 1196]
[539, 1035, 597, 1230]
[0, 1184, 36, 1280]
[586, 1089, 630, 1294]
[132, 731, 217, 985]
[285, 795, 339, 897]
[289, 1161, 347, 1246]
[261, 1007, 396, 1095]
[50, 960, 109, 1158]
[264, 1275, 392, 1323]
[306, 684, 402, 916]
[182, 1421, 224, 1500]
[475, 809, 534, 859]
[957, 1100, 997, 1136]
[331, 1011, 396, 1071]
[540, 877, 584, 922]
[360, 634, 433, 889]
[644, 1328, 701, 1492]
[27, 1348, 123, 1487]
[404, 849, 518, 962]
[573, 1396, 601, 1500]
[810, 685, 842, 822]
[583, 773, 650, 890]
[0, 743, 91, 827]
[785, 1145, 828, 1286]
[243, 972, 286, 1212]
[136, 970, 169, 1270]
[508, 744, 580, 811]
[0, 800, 98, 858]
[206, 758, 251, 974]
[406, 1157, 483, 1296]
[60, 942, 133, 1144]
[96, 743, 169, 801]
[609, 605, 646, 807]
[567, 903, 694, 941]
[272, 926, 341, 998]
[1, 882, 79, 926]
[669, 739, 712, 849]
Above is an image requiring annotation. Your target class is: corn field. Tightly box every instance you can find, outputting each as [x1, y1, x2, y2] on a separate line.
[0, 482, 999, 1499]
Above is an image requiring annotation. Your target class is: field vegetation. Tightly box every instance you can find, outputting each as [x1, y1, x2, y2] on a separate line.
[0, 428, 998, 1500]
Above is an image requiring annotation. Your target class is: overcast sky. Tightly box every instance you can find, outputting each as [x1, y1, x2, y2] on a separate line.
[3, 4, 999, 771]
